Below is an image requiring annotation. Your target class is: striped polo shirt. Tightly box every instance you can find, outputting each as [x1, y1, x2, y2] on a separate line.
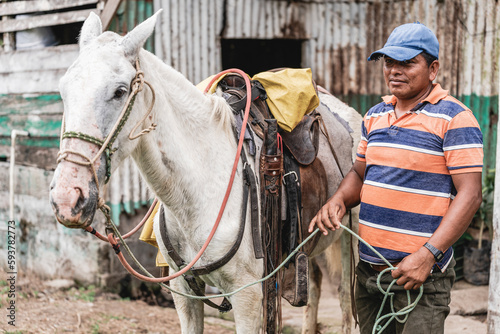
[356, 83, 483, 271]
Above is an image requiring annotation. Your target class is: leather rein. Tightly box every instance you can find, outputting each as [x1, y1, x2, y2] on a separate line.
[58, 62, 255, 285]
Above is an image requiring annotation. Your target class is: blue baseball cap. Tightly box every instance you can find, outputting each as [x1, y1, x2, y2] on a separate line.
[368, 22, 439, 61]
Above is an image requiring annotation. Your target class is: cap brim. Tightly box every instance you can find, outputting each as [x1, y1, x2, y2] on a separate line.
[368, 46, 423, 62]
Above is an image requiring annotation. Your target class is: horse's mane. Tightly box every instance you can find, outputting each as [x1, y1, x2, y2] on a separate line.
[138, 49, 235, 137]
[209, 90, 235, 137]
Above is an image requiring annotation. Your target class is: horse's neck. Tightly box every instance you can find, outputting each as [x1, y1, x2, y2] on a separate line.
[132, 51, 239, 223]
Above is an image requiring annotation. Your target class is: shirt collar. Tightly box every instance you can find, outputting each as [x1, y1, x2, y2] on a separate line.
[381, 83, 449, 107]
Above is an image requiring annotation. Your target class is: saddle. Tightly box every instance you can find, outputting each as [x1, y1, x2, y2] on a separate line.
[219, 74, 320, 166]
[219, 72, 327, 332]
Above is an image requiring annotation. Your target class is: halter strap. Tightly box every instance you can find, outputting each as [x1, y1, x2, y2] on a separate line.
[57, 58, 156, 200]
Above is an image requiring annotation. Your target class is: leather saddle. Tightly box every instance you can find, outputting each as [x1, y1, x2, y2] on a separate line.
[219, 74, 320, 166]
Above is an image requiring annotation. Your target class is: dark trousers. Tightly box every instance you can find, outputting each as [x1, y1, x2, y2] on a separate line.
[355, 259, 455, 334]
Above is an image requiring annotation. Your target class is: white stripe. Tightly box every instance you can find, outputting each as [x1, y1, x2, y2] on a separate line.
[365, 110, 393, 120]
[360, 219, 434, 238]
[361, 136, 367, 142]
[367, 142, 445, 156]
[444, 143, 483, 151]
[364, 180, 452, 198]
[420, 109, 452, 122]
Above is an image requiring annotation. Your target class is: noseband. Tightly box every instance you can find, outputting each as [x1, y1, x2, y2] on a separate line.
[57, 59, 156, 207]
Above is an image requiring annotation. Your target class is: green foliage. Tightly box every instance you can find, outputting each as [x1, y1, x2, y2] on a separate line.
[91, 322, 100, 334]
[73, 284, 96, 302]
[472, 169, 495, 245]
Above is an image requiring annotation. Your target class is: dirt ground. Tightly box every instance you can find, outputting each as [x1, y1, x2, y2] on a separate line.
[0, 266, 488, 334]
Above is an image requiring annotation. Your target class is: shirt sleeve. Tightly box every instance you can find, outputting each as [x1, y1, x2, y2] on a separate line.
[443, 110, 483, 174]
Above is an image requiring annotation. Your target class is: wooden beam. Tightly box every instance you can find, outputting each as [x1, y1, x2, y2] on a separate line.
[100, 0, 122, 31]
[0, 44, 79, 74]
[0, 0, 98, 17]
[0, 8, 96, 33]
[0, 68, 67, 94]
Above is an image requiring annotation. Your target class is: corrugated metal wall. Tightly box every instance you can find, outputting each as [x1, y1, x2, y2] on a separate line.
[153, 0, 499, 172]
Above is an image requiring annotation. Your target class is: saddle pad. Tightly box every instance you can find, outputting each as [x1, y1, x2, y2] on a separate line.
[196, 68, 320, 132]
[252, 68, 319, 132]
[139, 201, 169, 267]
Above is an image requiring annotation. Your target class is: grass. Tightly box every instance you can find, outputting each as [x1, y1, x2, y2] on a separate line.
[73, 284, 96, 302]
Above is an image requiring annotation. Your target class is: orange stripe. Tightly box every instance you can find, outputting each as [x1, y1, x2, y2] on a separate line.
[445, 148, 483, 168]
[365, 120, 394, 132]
[366, 146, 449, 174]
[400, 117, 447, 137]
[447, 109, 481, 129]
[449, 167, 483, 175]
[361, 184, 450, 216]
[359, 224, 429, 254]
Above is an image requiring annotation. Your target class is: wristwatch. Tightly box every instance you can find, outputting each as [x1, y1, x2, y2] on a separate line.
[423, 242, 444, 262]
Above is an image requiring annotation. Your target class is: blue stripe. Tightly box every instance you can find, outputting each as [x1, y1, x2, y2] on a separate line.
[359, 203, 443, 234]
[361, 120, 368, 138]
[368, 127, 444, 153]
[357, 153, 366, 159]
[444, 127, 483, 147]
[425, 100, 465, 118]
[364, 166, 454, 194]
[448, 165, 483, 170]
[365, 102, 393, 117]
[359, 244, 410, 264]
[359, 244, 453, 267]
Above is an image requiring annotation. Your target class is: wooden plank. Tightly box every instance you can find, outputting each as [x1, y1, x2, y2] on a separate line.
[0, 0, 98, 17]
[100, 0, 122, 30]
[0, 44, 78, 74]
[0, 8, 96, 33]
[0, 68, 68, 94]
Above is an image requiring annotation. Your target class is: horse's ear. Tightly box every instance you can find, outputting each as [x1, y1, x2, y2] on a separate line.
[120, 9, 162, 60]
[79, 12, 102, 49]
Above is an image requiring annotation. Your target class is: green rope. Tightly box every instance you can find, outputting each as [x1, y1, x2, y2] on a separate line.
[104, 212, 422, 332]
[340, 225, 424, 333]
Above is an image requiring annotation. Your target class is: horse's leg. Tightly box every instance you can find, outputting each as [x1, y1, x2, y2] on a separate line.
[339, 230, 353, 334]
[302, 258, 322, 334]
[170, 277, 204, 334]
[230, 282, 262, 333]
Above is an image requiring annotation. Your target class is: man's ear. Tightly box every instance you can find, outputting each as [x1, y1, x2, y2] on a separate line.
[429, 60, 439, 81]
[119, 10, 162, 61]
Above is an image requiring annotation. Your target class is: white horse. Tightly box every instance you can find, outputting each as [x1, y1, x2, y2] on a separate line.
[49, 11, 361, 334]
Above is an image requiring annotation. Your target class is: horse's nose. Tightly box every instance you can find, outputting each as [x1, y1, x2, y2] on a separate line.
[50, 185, 87, 226]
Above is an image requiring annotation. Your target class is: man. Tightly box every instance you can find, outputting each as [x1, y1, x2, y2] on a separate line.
[309, 22, 483, 333]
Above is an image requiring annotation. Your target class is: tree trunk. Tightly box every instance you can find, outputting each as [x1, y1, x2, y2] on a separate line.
[487, 112, 500, 333]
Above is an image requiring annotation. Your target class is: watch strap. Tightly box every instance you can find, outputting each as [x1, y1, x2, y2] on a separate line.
[423, 242, 444, 262]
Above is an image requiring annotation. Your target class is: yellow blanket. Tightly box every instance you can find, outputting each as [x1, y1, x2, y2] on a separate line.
[138, 201, 168, 266]
[196, 68, 319, 132]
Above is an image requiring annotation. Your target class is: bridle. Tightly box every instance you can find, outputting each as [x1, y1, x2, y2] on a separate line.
[57, 59, 156, 199]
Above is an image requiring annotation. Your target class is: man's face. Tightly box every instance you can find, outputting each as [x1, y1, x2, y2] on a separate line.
[383, 54, 439, 101]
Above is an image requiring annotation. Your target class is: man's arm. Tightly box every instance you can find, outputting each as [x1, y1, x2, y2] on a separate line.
[391, 172, 482, 290]
[308, 160, 366, 235]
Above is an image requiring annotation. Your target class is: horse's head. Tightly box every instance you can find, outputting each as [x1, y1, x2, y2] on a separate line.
[50, 11, 161, 228]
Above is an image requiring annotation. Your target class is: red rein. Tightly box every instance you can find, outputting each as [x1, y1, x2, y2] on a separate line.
[88, 69, 252, 283]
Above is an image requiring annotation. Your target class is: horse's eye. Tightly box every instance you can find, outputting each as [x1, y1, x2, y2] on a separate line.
[114, 87, 127, 99]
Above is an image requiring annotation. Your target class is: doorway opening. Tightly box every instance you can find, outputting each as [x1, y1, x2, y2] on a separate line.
[221, 39, 303, 76]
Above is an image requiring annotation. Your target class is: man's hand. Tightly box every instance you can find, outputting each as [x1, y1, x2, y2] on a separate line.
[308, 160, 366, 236]
[391, 247, 436, 290]
[308, 196, 345, 235]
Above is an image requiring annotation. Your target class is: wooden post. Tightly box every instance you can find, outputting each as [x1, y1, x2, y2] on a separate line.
[487, 93, 500, 333]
